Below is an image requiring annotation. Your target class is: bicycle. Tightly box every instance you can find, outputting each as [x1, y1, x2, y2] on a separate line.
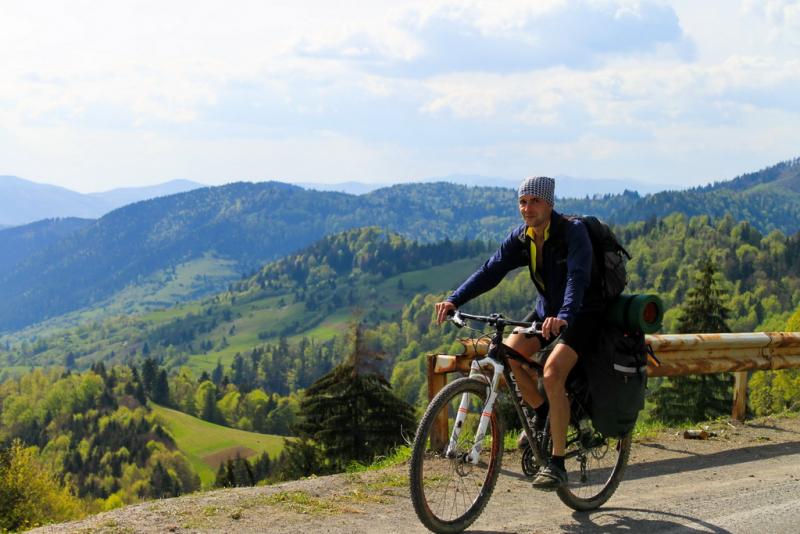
[409, 310, 632, 534]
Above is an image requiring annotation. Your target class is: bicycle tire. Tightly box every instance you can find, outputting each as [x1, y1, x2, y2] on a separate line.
[409, 377, 504, 534]
[556, 429, 632, 511]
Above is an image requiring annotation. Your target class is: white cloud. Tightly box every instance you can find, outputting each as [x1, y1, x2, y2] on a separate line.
[0, 0, 798, 191]
[744, 0, 800, 46]
[299, 0, 691, 76]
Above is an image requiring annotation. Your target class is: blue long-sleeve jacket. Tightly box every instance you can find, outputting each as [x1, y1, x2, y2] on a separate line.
[446, 210, 601, 325]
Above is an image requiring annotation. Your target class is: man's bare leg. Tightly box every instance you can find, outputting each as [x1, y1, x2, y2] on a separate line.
[504, 332, 545, 409]
[532, 342, 578, 490]
[542, 343, 577, 455]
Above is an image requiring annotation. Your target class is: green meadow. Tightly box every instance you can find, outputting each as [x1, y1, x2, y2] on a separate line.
[152, 404, 286, 486]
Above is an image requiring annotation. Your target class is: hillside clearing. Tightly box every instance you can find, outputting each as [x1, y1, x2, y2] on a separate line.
[152, 404, 285, 486]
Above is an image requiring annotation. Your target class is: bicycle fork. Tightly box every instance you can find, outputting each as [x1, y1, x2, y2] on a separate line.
[446, 358, 504, 464]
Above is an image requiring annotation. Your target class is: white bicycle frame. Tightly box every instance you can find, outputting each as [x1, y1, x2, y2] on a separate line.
[444, 312, 543, 464]
[445, 355, 504, 464]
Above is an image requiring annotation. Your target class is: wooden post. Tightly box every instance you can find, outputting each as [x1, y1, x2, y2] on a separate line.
[427, 354, 448, 451]
[731, 371, 748, 421]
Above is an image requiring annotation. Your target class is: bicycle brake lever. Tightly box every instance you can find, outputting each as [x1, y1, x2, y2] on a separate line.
[451, 311, 466, 328]
[512, 323, 541, 337]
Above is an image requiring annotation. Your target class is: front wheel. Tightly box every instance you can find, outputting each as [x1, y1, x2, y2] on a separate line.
[556, 429, 632, 511]
[409, 377, 504, 534]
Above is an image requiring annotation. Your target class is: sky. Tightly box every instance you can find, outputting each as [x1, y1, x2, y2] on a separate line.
[1, 0, 799, 193]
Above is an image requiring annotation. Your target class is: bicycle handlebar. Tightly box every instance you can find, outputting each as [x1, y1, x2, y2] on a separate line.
[450, 310, 542, 334]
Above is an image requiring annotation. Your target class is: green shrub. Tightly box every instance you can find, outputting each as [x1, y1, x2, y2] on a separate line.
[0, 440, 84, 531]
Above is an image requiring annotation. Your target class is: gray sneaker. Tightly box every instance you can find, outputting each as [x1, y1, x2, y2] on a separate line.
[531, 461, 567, 491]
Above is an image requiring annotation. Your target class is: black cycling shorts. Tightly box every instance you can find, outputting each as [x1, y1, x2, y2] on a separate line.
[522, 310, 602, 358]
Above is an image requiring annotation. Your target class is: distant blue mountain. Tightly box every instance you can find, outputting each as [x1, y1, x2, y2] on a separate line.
[1, 159, 797, 333]
[296, 173, 672, 197]
[0, 176, 205, 226]
[0, 217, 93, 273]
[87, 179, 206, 208]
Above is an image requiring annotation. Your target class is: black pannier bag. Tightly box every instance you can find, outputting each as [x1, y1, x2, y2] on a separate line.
[584, 325, 649, 437]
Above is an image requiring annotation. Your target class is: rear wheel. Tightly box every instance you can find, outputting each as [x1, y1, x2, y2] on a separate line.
[556, 428, 632, 511]
[409, 377, 504, 533]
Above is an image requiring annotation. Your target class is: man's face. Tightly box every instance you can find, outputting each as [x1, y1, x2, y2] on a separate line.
[519, 194, 552, 228]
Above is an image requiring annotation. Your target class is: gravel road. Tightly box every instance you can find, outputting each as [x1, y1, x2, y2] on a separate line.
[33, 416, 800, 534]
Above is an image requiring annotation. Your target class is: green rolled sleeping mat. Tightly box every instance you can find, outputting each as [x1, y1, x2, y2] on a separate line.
[607, 293, 664, 334]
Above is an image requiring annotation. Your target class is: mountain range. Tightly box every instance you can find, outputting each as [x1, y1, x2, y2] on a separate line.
[0, 158, 798, 334]
[0, 176, 205, 226]
[2, 173, 669, 227]
[298, 173, 672, 197]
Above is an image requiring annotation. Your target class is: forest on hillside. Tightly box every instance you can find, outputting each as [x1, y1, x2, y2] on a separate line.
[3, 213, 800, 410]
[1, 157, 799, 332]
[2, 211, 800, 528]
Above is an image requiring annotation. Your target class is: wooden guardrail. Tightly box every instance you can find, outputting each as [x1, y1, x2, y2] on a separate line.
[427, 332, 800, 424]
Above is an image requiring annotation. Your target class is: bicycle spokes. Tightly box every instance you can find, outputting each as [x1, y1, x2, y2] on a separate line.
[410, 378, 504, 533]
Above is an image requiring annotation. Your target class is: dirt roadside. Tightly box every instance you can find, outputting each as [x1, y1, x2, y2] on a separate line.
[32, 415, 800, 534]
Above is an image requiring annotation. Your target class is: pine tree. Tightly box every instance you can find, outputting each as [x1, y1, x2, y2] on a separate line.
[230, 454, 255, 486]
[652, 256, 734, 423]
[198, 381, 220, 423]
[153, 370, 170, 405]
[251, 452, 272, 482]
[293, 322, 416, 471]
[148, 461, 180, 498]
[214, 462, 229, 488]
[274, 438, 325, 480]
[141, 357, 158, 397]
[211, 359, 224, 385]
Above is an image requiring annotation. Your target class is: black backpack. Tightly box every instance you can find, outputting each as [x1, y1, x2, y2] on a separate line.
[584, 325, 649, 437]
[564, 215, 631, 304]
[570, 215, 632, 302]
[522, 214, 630, 302]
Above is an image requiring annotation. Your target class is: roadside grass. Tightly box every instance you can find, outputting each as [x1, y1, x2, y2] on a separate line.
[249, 473, 407, 518]
[151, 404, 285, 487]
[632, 416, 674, 440]
[345, 445, 412, 474]
[262, 491, 343, 514]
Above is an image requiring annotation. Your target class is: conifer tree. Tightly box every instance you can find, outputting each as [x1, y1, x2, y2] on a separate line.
[652, 256, 734, 422]
[274, 438, 325, 480]
[251, 451, 272, 481]
[293, 322, 416, 471]
[153, 370, 170, 405]
[230, 454, 255, 486]
[215, 462, 229, 488]
[211, 359, 224, 385]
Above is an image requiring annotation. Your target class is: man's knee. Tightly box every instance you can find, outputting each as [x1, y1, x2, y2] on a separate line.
[542, 370, 565, 393]
[504, 332, 541, 359]
[542, 344, 578, 390]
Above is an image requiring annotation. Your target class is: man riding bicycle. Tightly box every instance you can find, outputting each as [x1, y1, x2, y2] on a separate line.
[435, 175, 604, 490]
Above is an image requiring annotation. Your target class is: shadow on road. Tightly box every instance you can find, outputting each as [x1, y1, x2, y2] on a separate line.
[625, 440, 800, 481]
[499, 440, 800, 483]
[745, 421, 800, 436]
[464, 507, 729, 534]
[563, 507, 732, 533]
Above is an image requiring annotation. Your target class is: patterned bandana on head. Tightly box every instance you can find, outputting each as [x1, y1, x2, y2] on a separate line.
[517, 176, 555, 206]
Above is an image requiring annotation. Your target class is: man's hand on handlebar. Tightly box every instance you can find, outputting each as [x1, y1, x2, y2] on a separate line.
[541, 316, 567, 340]
[434, 301, 456, 325]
